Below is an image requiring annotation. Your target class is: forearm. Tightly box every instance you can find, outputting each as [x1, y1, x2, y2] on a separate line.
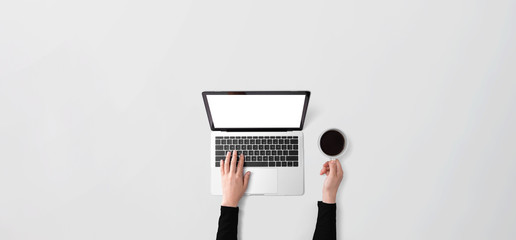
[312, 201, 337, 240]
[216, 206, 239, 240]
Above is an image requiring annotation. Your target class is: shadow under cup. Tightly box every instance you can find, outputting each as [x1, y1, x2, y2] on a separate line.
[319, 129, 346, 158]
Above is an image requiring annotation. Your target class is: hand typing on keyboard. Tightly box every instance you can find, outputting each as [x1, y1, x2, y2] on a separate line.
[220, 150, 251, 207]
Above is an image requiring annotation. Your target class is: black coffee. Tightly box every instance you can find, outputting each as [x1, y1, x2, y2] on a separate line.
[320, 130, 345, 156]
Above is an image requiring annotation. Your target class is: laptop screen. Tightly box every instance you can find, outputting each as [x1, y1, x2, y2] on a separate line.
[203, 91, 310, 130]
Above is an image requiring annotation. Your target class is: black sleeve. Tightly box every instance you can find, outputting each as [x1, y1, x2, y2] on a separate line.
[313, 201, 337, 240]
[216, 206, 239, 240]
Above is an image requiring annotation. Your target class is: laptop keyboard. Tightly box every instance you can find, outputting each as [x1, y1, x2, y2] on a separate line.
[214, 136, 299, 167]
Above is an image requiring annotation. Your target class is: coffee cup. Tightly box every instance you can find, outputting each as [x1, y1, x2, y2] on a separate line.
[318, 128, 348, 160]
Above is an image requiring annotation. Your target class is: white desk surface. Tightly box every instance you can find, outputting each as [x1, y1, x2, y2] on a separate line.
[1, 0, 515, 239]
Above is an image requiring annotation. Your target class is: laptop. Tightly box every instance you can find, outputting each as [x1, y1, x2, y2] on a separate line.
[202, 91, 310, 195]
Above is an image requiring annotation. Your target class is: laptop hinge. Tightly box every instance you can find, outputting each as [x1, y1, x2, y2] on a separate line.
[219, 128, 300, 132]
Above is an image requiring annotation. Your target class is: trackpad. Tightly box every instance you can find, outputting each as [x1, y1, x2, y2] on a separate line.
[245, 169, 278, 194]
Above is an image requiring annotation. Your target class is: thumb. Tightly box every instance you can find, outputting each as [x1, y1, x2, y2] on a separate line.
[243, 171, 251, 189]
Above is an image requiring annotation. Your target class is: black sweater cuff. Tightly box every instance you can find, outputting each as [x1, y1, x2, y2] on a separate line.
[216, 206, 239, 240]
[313, 201, 337, 240]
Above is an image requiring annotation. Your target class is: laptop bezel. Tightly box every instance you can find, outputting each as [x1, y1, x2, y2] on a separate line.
[202, 91, 310, 131]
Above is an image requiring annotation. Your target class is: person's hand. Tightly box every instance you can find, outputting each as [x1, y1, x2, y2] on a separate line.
[220, 150, 251, 207]
[319, 159, 343, 204]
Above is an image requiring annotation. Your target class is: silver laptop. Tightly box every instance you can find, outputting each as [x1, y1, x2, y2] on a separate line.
[202, 91, 310, 196]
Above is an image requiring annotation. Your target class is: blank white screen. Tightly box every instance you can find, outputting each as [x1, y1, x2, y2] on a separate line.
[206, 95, 306, 128]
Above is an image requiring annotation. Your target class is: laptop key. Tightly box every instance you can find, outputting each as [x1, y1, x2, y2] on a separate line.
[287, 156, 298, 161]
[281, 162, 287, 167]
[289, 151, 298, 155]
[291, 139, 298, 144]
[215, 151, 225, 155]
[215, 145, 223, 150]
[269, 162, 275, 167]
[245, 162, 268, 167]
[288, 162, 293, 167]
[294, 162, 298, 167]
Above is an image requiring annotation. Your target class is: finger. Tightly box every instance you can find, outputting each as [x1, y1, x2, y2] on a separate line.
[329, 160, 337, 177]
[320, 161, 330, 175]
[230, 150, 237, 173]
[220, 160, 224, 175]
[237, 153, 244, 174]
[320, 165, 328, 175]
[243, 171, 251, 190]
[335, 159, 343, 177]
[323, 161, 329, 170]
[224, 151, 231, 174]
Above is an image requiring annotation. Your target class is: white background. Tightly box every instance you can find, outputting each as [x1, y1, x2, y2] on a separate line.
[207, 94, 306, 128]
[1, 0, 515, 239]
